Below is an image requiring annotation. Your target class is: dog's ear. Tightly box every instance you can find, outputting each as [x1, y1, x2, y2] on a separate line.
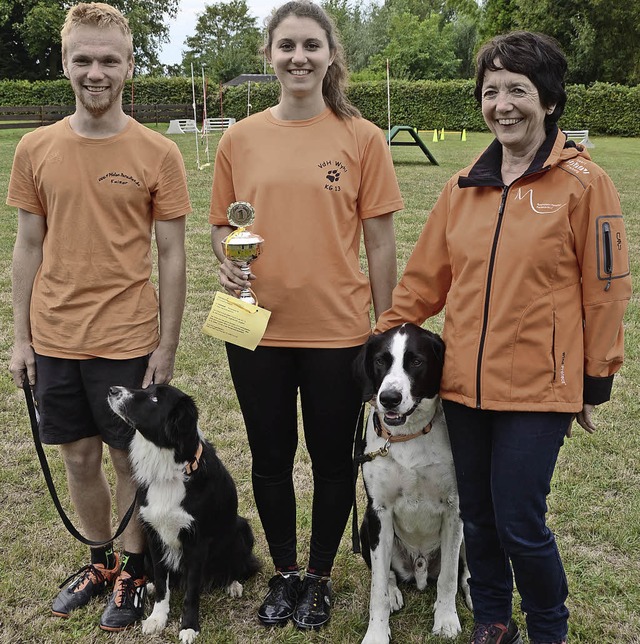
[429, 332, 445, 367]
[165, 394, 199, 457]
[353, 335, 380, 402]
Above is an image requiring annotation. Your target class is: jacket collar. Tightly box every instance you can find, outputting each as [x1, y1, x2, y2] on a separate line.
[458, 125, 578, 189]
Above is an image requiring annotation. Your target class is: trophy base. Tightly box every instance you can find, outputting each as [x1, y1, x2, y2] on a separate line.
[238, 288, 257, 305]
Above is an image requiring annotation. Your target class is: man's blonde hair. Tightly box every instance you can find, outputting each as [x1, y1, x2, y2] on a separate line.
[61, 3, 133, 60]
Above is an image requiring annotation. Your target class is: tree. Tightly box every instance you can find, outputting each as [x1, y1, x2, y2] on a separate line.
[478, 0, 640, 85]
[367, 12, 460, 80]
[322, 0, 388, 72]
[514, 0, 640, 85]
[0, 0, 180, 80]
[182, 0, 262, 85]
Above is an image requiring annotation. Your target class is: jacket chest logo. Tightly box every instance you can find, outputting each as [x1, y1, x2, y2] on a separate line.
[514, 187, 566, 215]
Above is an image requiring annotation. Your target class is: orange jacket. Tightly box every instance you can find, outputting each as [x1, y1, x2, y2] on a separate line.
[377, 127, 631, 412]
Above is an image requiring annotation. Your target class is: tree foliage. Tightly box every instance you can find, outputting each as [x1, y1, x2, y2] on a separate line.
[479, 0, 640, 84]
[181, 0, 262, 85]
[0, 0, 179, 80]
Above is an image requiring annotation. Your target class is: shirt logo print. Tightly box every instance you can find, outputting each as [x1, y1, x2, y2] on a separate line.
[317, 159, 348, 193]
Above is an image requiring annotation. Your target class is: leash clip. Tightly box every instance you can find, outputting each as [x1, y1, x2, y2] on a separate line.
[366, 438, 390, 460]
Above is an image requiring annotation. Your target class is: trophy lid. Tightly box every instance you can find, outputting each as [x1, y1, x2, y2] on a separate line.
[227, 201, 255, 228]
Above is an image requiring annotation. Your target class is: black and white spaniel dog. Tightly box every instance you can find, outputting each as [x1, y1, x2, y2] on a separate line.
[353, 323, 471, 643]
[108, 384, 259, 644]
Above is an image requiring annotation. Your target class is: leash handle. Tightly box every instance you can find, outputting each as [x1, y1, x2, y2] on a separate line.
[23, 381, 138, 548]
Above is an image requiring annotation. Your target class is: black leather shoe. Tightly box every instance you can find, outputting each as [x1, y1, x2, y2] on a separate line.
[293, 574, 332, 631]
[257, 572, 301, 626]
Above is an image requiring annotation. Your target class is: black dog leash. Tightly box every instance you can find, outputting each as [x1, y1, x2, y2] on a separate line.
[351, 403, 369, 554]
[23, 380, 138, 547]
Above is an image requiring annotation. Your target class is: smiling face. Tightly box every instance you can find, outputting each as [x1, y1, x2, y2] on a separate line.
[63, 24, 133, 118]
[267, 14, 335, 102]
[481, 60, 552, 157]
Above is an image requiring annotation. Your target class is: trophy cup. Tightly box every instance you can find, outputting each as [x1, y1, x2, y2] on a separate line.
[222, 201, 264, 305]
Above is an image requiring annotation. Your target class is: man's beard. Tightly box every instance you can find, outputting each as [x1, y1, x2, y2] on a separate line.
[74, 78, 126, 116]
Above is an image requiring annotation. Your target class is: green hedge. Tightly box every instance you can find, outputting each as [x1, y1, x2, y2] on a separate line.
[1, 77, 638, 136]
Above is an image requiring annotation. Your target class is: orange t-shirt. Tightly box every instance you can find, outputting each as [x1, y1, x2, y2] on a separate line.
[7, 117, 192, 359]
[210, 108, 403, 348]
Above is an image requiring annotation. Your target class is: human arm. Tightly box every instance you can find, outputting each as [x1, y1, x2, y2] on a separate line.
[9, 209, 45, 387]
[363, 213, 397, 320]
[143, 216, 186, 387]
[375, 181, 454, 333]
[570, 172, 631, 408]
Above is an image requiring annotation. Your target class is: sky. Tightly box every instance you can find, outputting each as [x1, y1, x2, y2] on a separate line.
[159, 0, 276, 66]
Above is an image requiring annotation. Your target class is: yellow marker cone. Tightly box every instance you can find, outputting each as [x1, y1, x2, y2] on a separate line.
[432, 129, 438, 142]
[440, 128, 445, 141]
[461, 128, 467, 142]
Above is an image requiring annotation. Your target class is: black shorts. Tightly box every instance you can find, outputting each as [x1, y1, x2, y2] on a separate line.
[34, 354, 149, 450]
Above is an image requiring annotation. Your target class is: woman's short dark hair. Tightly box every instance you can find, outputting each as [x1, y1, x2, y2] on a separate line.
[474, 31, 568, 127]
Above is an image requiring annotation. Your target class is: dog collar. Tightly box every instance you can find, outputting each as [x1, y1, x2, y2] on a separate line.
[373, 412, 432, 443]
[184, 442, 203, 475]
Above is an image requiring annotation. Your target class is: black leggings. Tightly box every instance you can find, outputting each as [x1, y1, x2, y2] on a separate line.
[226, 343, 362, 572]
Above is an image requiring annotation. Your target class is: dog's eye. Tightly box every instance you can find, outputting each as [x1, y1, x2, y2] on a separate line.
[411, 359, 423, 367]
[375, 357, 385, 366]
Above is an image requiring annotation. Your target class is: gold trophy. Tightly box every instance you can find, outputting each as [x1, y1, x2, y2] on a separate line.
[222, 201, 264, 305]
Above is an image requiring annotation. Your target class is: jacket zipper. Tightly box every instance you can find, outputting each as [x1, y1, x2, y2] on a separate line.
[602, 222, 613, 291]
[475, 185, 510, 408]
[552, 310, 557, 380]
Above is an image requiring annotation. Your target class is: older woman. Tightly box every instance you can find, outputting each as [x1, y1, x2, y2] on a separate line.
[376, 32, 631, 644]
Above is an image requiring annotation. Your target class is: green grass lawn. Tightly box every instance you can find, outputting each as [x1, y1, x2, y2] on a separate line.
[0, 124, 638, 643]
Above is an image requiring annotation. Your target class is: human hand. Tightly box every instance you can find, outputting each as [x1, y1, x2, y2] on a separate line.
[9, 342, 36, 387]
[143, 345, 176, 387]
[218, 258, 254, 297]
[567, 403, 597, 437]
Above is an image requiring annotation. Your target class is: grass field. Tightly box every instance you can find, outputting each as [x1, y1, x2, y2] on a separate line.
[0, 124, 638, 644]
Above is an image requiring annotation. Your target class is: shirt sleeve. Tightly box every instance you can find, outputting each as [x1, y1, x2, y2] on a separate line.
[209, 131, 235, 225]
[152, 142, 192, 220]
[6, 136, 45, 215]
[356, 122, 404, 219]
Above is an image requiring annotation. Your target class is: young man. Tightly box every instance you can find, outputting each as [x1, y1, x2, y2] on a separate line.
[7, 3, 191, 632]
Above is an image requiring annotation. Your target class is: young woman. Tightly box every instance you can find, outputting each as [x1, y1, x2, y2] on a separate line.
[209, 0, 403, 632]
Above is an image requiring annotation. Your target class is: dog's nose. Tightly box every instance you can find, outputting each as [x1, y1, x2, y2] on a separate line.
[379, 389, 402, 408]
[108, 386, 119, 396]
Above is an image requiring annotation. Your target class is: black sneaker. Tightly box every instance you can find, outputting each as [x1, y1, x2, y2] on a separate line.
[292, 574, 332, 631]
[52, 554, 120, 617]
[257, 572, 302, 626]
[470, 620, 523, 644]
[99, 570, 146, 632]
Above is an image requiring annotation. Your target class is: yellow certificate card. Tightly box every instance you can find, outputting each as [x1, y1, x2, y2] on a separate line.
[202, 292, 271, 351]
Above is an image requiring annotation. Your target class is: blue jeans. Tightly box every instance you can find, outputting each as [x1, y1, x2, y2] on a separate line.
[443, 401, 571, 642]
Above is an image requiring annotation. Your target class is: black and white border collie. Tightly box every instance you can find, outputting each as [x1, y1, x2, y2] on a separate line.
[353, 324, 471, 643]
[108, 384, 259, 644]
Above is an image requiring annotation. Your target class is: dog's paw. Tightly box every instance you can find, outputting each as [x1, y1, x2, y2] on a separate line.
[179, 628, 199, 644]
[145, 581, 156, 597]
[432, 610, 461, 639]
[141, 614, 167, 635]
[226, 580, 243, 598]
[389, 585, 404, 613]
[362, 625, 391, 644]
